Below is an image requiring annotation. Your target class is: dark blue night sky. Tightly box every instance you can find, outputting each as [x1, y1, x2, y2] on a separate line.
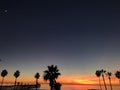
[0, 0, 120, 83]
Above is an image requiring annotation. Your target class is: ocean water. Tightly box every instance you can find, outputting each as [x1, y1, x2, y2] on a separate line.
[40, 84, 120, 90]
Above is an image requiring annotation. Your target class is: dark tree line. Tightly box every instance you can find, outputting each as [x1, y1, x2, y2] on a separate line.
[43, 65, 61, 90]
[95, 69, 120, 90]
[0, 64, 61, 90]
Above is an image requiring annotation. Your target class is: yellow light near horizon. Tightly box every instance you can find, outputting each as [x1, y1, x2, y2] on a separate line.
[73, 79, 95, 84]
[55, 75, 98, 84]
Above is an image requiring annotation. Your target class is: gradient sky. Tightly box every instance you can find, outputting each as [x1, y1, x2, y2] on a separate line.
[0, 0, 120, 84]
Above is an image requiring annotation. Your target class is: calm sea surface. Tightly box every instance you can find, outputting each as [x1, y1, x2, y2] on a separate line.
[40, 84, 120, 90]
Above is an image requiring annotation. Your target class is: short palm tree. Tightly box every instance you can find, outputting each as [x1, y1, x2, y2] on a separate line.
[107, 72, 112, 90]
[95, 70, 102, 90]
[13, 70, 20, 90]
[35, 72, 40, 90]
[1, 69, 8, 88]
[100, 69, 107, 90]
[115, 71, 120, 85]
[43, 65, 61, 90]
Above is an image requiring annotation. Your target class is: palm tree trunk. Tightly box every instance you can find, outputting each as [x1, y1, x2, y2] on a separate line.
[99, 77, 102, 90]
[102, 74, 107, 90]
[50, 86, 53, 90]
[14, 78, 17, 90]
[0, 77, 4, 89]
[50, 79, 54, 90]
[36, 79, 38, 90]
[109, 77, 112, 90]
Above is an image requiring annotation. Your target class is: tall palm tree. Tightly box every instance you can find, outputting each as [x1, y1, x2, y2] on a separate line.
[1, 69, 8, 88]
[95, 70, 102, 90]
[100, 69, 107, 90]
[107, 72, 112, 90]
[43, 65, 61, 90]
[13, 70, 20, 90]
[35, 72, 40, 90]
[115, 71, 120, 85]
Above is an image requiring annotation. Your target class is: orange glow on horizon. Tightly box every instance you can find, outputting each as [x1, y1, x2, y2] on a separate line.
[2, 74, 120, 85]
[56, 75, 120, 85]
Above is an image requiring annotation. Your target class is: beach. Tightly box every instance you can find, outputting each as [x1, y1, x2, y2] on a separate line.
[0, 84, 120, 90]
[40, 84, 120, 90]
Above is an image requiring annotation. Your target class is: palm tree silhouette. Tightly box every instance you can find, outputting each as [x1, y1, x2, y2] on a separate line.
[13, 70, 20, 90]
[107, 72, 112, 90]
[100, 69, 107, 90]
[95, 70, 102, 90]
[115, 71, 120, 85]
[0, 69, 8, 89]
[43, 65, 61, 90]
[35, 72, 40, 90]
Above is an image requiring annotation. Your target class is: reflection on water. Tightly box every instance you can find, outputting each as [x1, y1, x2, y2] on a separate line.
[40, 84, 120, 90]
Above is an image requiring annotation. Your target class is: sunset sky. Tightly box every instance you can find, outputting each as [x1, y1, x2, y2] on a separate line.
[0, 0, 120, 85]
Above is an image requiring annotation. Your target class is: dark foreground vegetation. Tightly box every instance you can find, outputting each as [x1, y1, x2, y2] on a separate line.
[0, 65, 61, 90]
[95, 69, 120, 90]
